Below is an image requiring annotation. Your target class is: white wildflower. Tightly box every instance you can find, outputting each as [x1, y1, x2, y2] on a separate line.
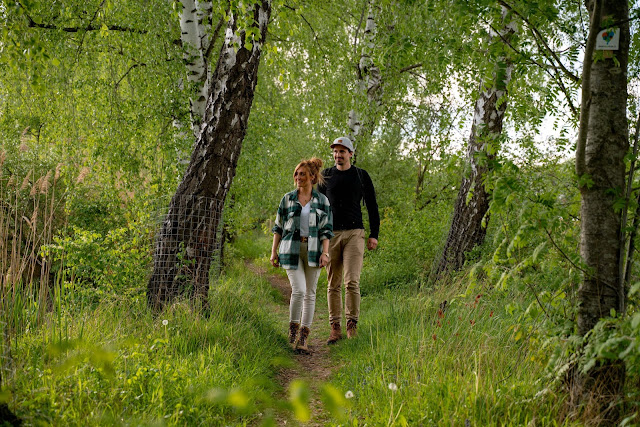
[345, 390, 354, 399]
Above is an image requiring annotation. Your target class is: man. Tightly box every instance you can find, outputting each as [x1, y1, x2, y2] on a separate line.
[318, 136, 380, 343]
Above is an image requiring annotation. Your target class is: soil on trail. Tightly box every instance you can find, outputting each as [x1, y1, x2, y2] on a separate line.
[245, 261, 336, 426]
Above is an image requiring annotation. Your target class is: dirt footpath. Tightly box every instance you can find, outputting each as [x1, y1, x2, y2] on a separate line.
[245, 261, 336, 426]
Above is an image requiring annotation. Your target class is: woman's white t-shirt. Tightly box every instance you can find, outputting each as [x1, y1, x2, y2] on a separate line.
[299, 202, 311, 237]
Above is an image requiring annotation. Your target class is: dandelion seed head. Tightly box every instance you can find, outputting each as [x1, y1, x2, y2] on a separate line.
[162, 319, 168, 326]
[388, 383, 398, 392]
[345, 390, 354, 399]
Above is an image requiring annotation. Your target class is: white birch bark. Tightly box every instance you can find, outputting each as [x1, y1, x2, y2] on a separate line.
[436, 7, 516, 274]
[179, 0, 214, 135]
[149, 0, 272, 309]
[348, 3, 382, 151]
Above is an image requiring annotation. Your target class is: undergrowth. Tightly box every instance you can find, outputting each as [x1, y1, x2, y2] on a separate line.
[2, 260, 292, 426]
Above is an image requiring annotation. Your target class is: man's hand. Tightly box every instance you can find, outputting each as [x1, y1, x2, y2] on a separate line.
[367, 238, 378, 251]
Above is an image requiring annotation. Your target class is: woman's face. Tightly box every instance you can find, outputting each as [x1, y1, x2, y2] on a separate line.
[294, 166, 314, 189]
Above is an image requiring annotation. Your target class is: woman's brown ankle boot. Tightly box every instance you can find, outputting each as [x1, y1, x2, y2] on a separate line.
[296, 326, 311, 354]
[288, 322, 300, 348]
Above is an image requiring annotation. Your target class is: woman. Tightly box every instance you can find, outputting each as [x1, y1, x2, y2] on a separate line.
[271, 157, 333, 354]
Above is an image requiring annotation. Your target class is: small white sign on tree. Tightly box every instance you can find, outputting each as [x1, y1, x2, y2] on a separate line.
[595, 27, 619, 50]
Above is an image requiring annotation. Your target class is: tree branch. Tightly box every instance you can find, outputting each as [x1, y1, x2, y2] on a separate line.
[483, 17, 539, 63]
[498, 0, 579, 83]
[619, 111, 640, 311]
[547, 57, 579, 118]
[76, 0, 106, 58]
[204, 15, 227, 61]
[352, 2, 368, 73]
[26, 18, 147, 34]
[114, 62, 147, 90]
[416, 183, 451, 210]
[282, 5, 327, 56]
[543, 224, 618, 295]
[543, 226, 585, 274]
[20, 0, 146, 35]
[398, 63, 422, 73]
[575, 0, 602, 178]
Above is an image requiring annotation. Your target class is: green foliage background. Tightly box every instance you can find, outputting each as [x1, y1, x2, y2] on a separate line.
[1, 0, 640, 424]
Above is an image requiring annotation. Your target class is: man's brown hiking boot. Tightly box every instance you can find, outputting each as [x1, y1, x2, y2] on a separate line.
[296, 326, 311, 354]
[327, 322, 342, 344]
[346, 319, 357, 338]
[288, 322, 300, 348]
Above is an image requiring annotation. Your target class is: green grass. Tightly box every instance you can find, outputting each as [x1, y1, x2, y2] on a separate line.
[327, 285, 572, 426]
[3, 259, 292, 426]
[0, 232, 597, 426]
[236, 232, 572, 425]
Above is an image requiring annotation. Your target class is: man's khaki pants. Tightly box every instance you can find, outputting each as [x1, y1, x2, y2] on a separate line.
[326, 229, 365, 324]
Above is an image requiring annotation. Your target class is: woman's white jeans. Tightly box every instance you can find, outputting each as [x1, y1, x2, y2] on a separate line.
[286, 243, 321, 328]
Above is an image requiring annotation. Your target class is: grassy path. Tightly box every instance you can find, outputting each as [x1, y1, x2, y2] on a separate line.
[245, 260, 336, 426]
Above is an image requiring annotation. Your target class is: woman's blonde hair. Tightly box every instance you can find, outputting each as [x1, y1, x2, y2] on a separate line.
[293, 157, 325, 186]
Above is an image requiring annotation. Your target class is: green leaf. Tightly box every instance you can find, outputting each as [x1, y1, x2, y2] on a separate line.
[321, 384, 347, 421]
[289, 380, 311, 422]
[631, 313, 640, 330]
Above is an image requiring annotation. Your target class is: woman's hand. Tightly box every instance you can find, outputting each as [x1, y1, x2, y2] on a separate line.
[319, 252, 329, 267]
[270, 252, 280, 268]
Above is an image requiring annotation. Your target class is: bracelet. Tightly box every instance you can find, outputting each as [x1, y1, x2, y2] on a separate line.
[322, 252, 330, 258]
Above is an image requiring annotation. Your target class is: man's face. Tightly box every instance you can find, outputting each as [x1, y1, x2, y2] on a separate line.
[332, 146, 353, 166]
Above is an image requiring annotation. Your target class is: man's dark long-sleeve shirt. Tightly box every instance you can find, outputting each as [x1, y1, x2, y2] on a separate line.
[318, 166, 380, 239]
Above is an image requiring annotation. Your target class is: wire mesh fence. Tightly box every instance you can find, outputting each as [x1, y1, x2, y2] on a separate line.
[147, 194, 226, 307]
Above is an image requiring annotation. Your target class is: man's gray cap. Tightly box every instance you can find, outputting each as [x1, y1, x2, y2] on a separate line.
[330, 136, 355, 152]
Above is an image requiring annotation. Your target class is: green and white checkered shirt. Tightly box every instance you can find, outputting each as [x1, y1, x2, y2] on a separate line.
[272, 189, 333, 270]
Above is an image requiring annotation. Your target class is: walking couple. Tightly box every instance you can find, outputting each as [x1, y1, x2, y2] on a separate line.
[270, 136, 380, 354]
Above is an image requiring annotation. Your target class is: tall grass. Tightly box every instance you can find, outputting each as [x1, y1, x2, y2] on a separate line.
[5, 260, 293, 425]
[2, 212, 616, 425]
[329, 283, 570, 425]
[233, 231, 571, 424]
[0, 159, 62, 335]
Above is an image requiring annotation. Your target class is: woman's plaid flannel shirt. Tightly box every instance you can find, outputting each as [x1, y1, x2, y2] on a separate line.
[272, 189, 334, 270]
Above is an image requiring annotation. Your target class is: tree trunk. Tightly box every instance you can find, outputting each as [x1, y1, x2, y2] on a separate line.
[436, 8, 515, 275]
[570, 0, 629, 421]
[148, 0, 272, 310]
[178, 0, 218, 136]
[348, 2, 383, 158]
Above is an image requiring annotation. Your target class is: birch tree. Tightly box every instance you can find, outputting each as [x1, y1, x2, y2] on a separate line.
[436, 6, 517, 274]
[177, 0, 224, 136]
[147, 0, 272, 309]
[570, 0, 629, 420]
[347, 2, 383, 153]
